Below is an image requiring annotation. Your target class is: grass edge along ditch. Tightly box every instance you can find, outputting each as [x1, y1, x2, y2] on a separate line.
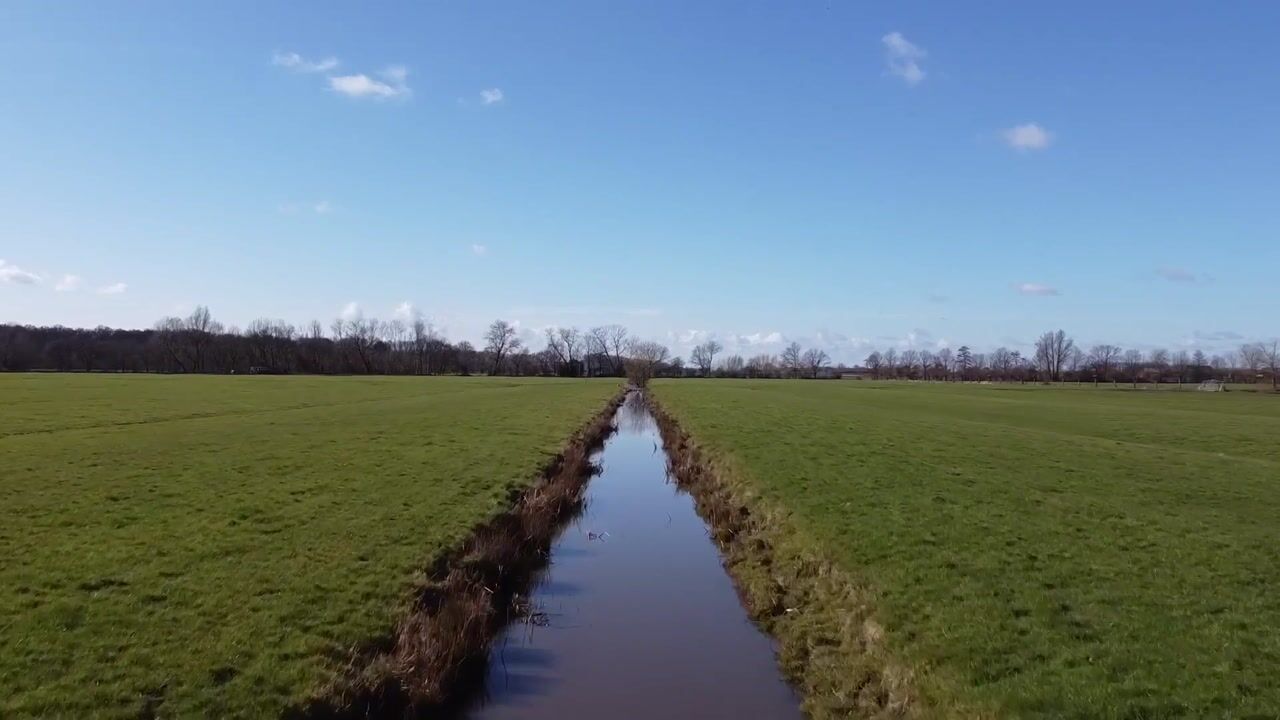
[288, 390, 625, 719]
[648, 393, 976, 720]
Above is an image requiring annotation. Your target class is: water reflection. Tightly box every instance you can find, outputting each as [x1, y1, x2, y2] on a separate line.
[461, 391, 802, 720]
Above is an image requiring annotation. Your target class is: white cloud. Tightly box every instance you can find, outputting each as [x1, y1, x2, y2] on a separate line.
[340, 301, 361, 321]
[882, 32, 926, 86]
[55, 274, 82, 292]
[0, 259, 41, 285]
[738, 331, 784, 346]
[480, 88, 504, 105]
[1014, 282, 1060, 296]
[1002, 123, 1053, 151]
[393, 301, 417, 320]
[313, 200, 333, 214]
[329, 66, 411, 99]
[471, 244, 488, 256]
[272, 51, 339, 73]
[97, 282, 127, 295]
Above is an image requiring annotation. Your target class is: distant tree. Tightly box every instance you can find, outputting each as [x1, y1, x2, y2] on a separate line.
[1122, 349, 1144, 386]
[903, 349, 922, 380]
[1264, 341, 1280, 391]
[484, 320, 521, 375]
[587, 325, 629, 376]
[624, 340, 668, 386]
[691, 340, 723, 377]
[1034, 330, 1075, 381]
[780, 342, 803, 378]
[881, 348, 898, 379]
[721, 354, 746, 377]
[544, 327, 583, 375]
[936, 348, 955, 380]
[864, 351, 883, 379]
[801, 348, 829, 378]
[747, 354, 778, 378]
[669, 356, 685, 377]
[956, 346, 974, 380]
[1171, 350, 1190, 383]
[990, 347, 1014, 380]
[1088, 344, 1122, 381]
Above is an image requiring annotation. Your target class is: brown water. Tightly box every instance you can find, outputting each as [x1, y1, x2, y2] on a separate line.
[461, 393, 803, 719]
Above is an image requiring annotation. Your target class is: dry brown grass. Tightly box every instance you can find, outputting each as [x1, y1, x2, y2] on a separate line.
[290, 391, 624, 719]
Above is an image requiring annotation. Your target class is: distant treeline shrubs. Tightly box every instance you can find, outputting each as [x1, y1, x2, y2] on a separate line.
[1, 312, 1275, 388]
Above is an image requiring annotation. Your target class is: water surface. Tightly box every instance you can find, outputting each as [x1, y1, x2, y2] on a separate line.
[462, 393, 803, 719]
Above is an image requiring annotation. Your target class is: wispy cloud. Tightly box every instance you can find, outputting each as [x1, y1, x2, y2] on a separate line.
[0, 259, 41, 285]
[1014, 282, 1060, 296]
[393, 301, 417, 320]
[313, 200, 333, 214]
[97, 282, 127, 295]
[882, 32, 926, 86]
[55, 274, 82, 292]
[340, 301, 361, 321]
[1156, 266, 1210, 284]
[272, 51, 339, 73]
[330, 65, 411, 99]
[479, 88, 504, 105]
[1002, 123, 1053, 151]
[471, 244, 488, 256]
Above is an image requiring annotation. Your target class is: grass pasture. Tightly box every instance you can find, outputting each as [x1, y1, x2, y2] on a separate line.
[652, 380, 1280, 718]
[0, 374, 617, 718]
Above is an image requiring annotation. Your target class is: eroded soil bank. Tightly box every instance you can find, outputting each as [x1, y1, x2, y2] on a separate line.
[291, 391, 625, 719]
[459, 392, 803, 719]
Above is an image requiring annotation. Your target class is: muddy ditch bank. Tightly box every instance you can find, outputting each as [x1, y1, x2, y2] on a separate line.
[288, 390, 625, 719]
[647, 395, 921, 720]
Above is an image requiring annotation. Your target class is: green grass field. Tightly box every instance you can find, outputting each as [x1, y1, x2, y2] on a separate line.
[0, 374, 617, 718]
[652, 380, 1280, 718]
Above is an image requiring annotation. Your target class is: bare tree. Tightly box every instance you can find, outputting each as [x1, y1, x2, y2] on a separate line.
[587, 324, 629, 376]
[1034, 329, 1075, 381]
[721, 354, 746, 377]
[544, 327, 583, 375]
[1088, 344, 1122, 381]
[864, 351, 883, 379]
[691, 340, 723, 377]
[1122, 349, 1144, 387]
[881, 348, 898, 379]
[624, 339, 669, 386]
[990, 347, 1014, 381]
[484, 320, 521, 375]
[903, 349, 922, 380]
[780, 341, 803, 378]
[1264, 341, 1280, 391]
[802, 347, 829, 378]
[747, 354, 779, 378]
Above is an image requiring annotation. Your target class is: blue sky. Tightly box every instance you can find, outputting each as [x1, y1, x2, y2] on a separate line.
[2, 1, 1277, 363]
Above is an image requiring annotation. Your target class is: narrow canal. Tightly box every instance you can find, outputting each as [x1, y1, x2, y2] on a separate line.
[461, 392, 803, 719]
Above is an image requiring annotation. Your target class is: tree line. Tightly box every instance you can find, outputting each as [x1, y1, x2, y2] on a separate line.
[1, 314, 1275, 389]
[863, 329, 1280, 389]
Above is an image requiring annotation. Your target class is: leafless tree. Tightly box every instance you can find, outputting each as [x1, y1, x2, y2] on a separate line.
[1171, 350, 1190, 383]
[721, 354, 746, 377]
[881, 348, 898, 379]
[864, 351, 883, 379]
[1122, 349, 1144, 386]
[903, 349, 922, 379]
[780, 341, 802, 378]
[484, 320, 521, 375]
[1265, 341, 1280, 391]
[802, 348, 829, 378]
[990, 347, 1014, 380]
[1088, 344, 1122, 381]
[1034, 329, 1075, 381]
[544, 327, 583, 375]
[624, 339, 669, 386]
[747, 354, 779, 378]
[691, 340, 722, 377]
[587, 324, 629, 376]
